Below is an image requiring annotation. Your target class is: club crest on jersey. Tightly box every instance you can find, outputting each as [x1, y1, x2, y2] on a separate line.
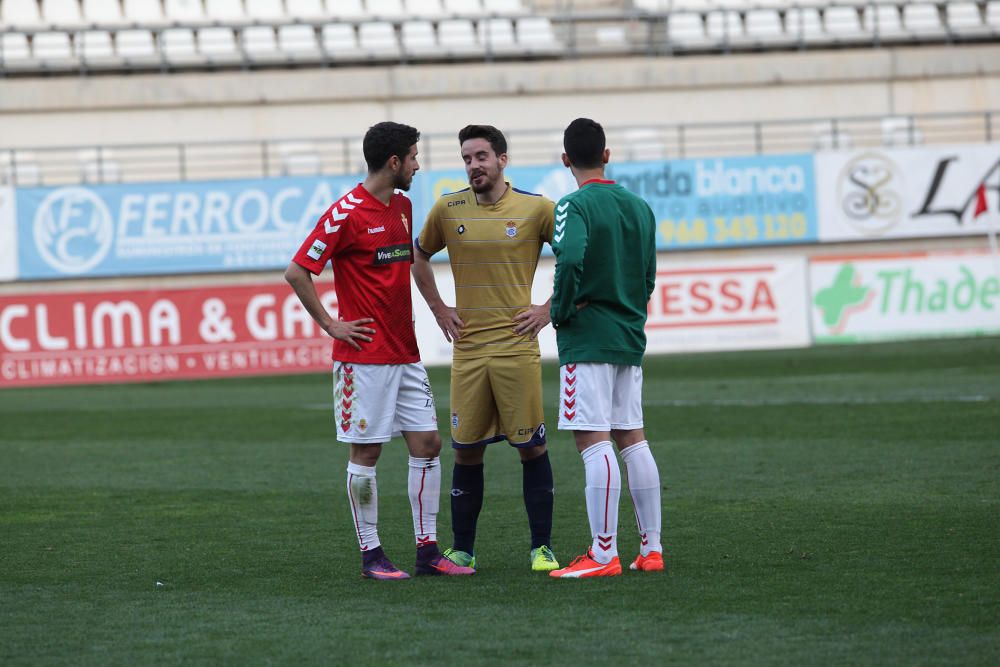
[457, 225, 466, 234]
[505, 221, 517, 238]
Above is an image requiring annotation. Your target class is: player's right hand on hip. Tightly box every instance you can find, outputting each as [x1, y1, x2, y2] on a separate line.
[325, 318, 376, 351]
[432, 306, 464, 343]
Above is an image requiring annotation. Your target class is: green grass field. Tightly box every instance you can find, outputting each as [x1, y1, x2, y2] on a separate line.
[2, 337, 999, 665]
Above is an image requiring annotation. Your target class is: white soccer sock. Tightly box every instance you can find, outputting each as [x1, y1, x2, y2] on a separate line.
[581, 441, 620, 564]
[621, 441, 662, 556]
[408, 455, 440, 547]
[346, 462, 380, 552]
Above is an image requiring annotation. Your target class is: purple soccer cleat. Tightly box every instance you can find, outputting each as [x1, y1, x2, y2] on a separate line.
[361, 551, 410, 581]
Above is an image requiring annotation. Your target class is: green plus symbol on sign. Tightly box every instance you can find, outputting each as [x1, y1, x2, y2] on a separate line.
[815, 264, 871, 329]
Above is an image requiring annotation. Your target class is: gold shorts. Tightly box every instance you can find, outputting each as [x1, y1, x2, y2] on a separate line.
[449, 354, 546, 448]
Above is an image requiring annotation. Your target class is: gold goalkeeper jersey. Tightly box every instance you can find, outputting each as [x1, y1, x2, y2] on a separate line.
[417, 183, 555, 359]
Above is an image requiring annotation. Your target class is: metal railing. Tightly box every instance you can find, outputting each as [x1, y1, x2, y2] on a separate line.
[1, 110, 996, 187]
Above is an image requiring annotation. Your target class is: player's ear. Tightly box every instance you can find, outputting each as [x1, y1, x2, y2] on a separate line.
[561, 153, 571, 168]
[602, 148, 610, 165]
[498, 152, 509, 170]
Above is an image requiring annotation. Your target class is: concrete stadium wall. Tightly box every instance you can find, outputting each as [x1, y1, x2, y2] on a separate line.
[1, 44, 998, 149]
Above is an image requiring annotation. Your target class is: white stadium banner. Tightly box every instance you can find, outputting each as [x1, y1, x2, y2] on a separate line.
[644, 257, 811, 353]
[0, 186, 17, 282]
[816, 143, 1000, 242]
[809, 249, 1000, 343]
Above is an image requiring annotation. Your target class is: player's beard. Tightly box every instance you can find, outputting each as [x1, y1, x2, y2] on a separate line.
[393, 170, 413, 192]
[468, 166, 499, 194]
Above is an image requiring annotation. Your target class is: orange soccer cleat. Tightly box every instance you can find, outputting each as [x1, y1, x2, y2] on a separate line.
[549, 550, 622, 579]
[629, 551, 664, 572]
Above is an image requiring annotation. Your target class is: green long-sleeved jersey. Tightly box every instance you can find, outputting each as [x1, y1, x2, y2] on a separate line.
[550, 179, 657, 366]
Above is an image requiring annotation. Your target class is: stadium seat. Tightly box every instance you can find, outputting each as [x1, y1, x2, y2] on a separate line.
[444, 0, 482, 16]
[667, 12, 708, 49]
[405, 0, 447, 18]
[246, 0, 286, 20]
[633, 0, 670, 10]
[402, 20, 439, 56]
[515, 17, 562, 54]
[322, 23, 360, 59]
[989, 1, 1000, 30]
[205, 0, 245, 21]
[478, 17, 518, 54]
[124, 0, 167, 25]
[812, 123, 853, 151]
[41, 0, 85, 26]
[1, 32, 32, 59]
[199, 27, 241, 63]
[243, 26, 285, 63]
[946, 2, 990, 37]
[594, 25, 628, 52]
[881, 116, 923, 147]
[286, 0, 326, 19]
[367, 0, 405, 19]
[162, 28, 204, 65]
[483, 0, 524, 15]
[83, 0, 126, 25]
[4, 151, 41, 186]
[279, 24, 321, 59]
[325, 0, 366, 19]
[165, 0, 207, 23]
[744, 9, 785, 46]
[903, 3, 946, 38]
[116, 29, 158, 62]
[33, 31, 77, 69]
[276, 141, 322, 176]
[79, 30, 121, 67]
[824, 6, 868, 42]
[78, 149, 122, 183]
[863, 4, 907, 42]
[705, 10, 744, 45]
[358, 22, 400, 59]
[622, 127, 667, 161]
[786, 7, 828, 45]
[2, 0, 44, 27]
[439, 19, 483, 56]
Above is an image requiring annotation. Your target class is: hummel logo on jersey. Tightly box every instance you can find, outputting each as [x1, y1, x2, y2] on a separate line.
[306, 239, 327, 260]
[557, 202, 569, 213]
[324, 193, 363, 232]
[368, 226, 385, 234]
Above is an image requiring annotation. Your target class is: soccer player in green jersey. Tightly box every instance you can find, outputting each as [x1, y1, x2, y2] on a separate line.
[548, 118, 665, 578]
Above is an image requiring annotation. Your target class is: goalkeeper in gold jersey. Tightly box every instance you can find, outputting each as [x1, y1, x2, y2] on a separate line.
[412, 125, 559, 573]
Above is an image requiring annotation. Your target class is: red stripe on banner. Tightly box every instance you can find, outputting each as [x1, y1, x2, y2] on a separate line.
[656, 266, 774, 276]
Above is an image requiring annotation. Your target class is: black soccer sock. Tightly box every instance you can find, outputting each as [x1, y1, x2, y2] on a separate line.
[451, 462, 484, 555]
[522, 451, 555, 550]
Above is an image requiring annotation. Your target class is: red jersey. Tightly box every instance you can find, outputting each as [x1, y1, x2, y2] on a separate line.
[292, 184, 420, 365]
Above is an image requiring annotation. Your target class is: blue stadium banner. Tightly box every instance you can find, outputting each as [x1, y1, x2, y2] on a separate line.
[16, 176, 358, 280]
[13, 154, 818, 280]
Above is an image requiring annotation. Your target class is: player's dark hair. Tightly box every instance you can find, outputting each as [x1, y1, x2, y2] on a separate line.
[363, 122, 420, 172]
[563, 118, 606, 169]
[458, 124, 508, 157]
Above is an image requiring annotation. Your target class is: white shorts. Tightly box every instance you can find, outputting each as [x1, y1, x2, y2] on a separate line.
[557, 362, 644, 431]
[333, 361, 438, 444]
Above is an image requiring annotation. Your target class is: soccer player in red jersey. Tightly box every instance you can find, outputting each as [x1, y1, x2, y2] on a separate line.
[285, 122, 473, 580]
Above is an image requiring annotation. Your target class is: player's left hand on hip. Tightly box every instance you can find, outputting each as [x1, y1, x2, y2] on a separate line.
[512, 304, 551, 340]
